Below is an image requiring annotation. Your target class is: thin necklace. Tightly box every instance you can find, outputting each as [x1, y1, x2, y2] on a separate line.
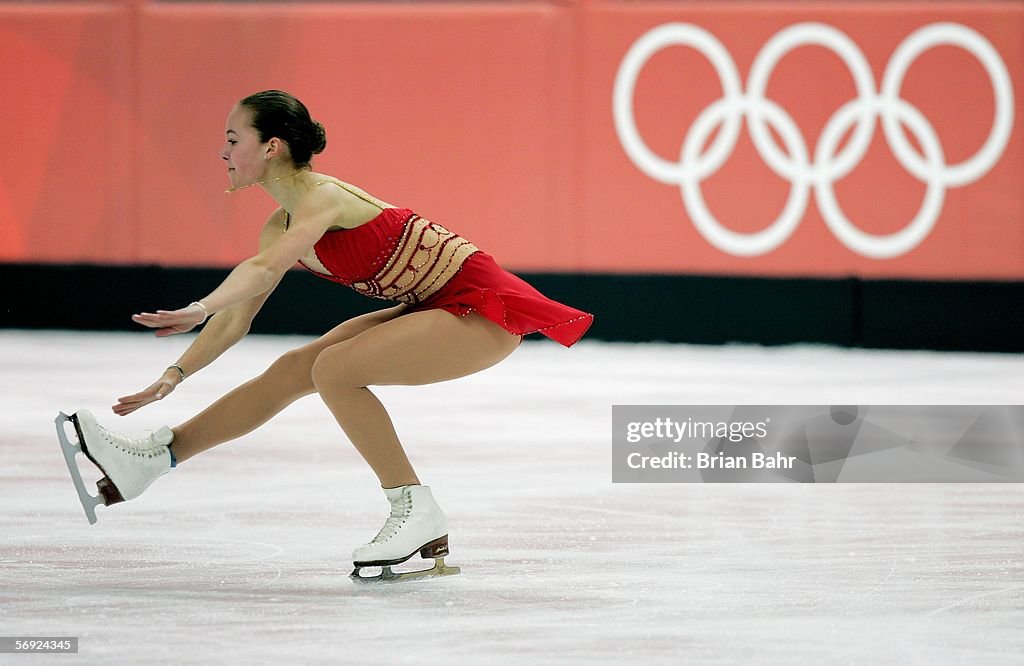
[225, 168, 308, 193]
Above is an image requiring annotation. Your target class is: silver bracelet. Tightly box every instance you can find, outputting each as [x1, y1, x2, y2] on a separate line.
[189, 300, 209, 324]
[167, 364, 185, 382]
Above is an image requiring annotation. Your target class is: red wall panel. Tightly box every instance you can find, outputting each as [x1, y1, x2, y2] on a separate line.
[0, 1, 1020, 279]
[581, 2, 1023, 278]
[0, 3, 134, 264]
[134, 2, 570, 269]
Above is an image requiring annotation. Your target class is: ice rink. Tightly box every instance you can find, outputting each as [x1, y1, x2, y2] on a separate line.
[2, 329, 1023, 664]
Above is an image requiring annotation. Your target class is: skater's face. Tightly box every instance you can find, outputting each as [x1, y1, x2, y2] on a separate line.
[221, 105, 272, 189]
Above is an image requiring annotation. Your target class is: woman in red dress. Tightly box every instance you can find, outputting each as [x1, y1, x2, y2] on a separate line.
[64, 90, 592, 582]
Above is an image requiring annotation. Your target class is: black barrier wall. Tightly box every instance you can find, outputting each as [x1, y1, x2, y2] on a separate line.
[1, 264, 1022, 352]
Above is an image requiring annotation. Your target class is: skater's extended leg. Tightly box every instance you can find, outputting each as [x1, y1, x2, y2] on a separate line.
[310, 310, 521, 488]
[170, 304, 408, 463]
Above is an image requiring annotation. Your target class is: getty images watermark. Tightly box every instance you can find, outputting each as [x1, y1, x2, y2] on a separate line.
[612, 406, 1024, 483]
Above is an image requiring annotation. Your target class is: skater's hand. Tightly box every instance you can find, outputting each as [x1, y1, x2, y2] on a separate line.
[132, 303, 206, 337]
[112, 370, 180, 416]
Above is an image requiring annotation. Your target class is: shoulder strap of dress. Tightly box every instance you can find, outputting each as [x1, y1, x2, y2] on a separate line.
[311, 178, 387, 210]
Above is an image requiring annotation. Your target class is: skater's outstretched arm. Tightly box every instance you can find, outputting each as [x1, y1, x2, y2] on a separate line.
[132, 189, 340, 335]
[113, 210, 291, 416]
[112, 281, 281, 415]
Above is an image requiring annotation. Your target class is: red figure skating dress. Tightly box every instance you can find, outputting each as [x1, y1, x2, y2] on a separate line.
[287, 179, 593, 347]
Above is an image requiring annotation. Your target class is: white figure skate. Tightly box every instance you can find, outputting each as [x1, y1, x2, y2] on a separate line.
[55, 409, 173, 524]
[350, 485, 461, 583]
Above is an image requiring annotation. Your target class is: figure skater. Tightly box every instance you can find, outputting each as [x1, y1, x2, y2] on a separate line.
[57, 90, 593, 582]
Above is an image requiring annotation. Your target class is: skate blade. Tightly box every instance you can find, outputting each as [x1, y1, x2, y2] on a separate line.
[349, 557, 461, 584]
[55, 412, 103, 525]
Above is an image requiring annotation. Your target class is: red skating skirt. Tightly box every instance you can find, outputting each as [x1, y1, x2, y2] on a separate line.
[409, 251, 593, 347]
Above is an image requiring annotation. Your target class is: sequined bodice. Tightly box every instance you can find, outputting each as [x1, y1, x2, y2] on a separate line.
[291, 180, 479, 305]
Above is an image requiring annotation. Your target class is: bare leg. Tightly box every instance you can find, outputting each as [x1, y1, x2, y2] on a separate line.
[170, 305, 408, 464]
[311, 310, 522, 488]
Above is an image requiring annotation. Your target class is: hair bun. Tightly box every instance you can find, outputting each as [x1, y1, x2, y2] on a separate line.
[311, 120, 327, 155]
[240, 90, 324, 167]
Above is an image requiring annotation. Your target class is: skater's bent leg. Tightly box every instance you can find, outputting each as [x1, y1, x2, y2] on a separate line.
[323, 386, 420, 488]
[170, 305, 408, 464]
[311, 311, 521, 488]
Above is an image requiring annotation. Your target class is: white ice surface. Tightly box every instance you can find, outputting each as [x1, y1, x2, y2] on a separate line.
[2, 330, 1023, 664]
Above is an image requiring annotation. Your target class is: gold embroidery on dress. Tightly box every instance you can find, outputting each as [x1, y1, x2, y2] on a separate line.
[289, 182, 475, 299]
[351, 215, 478, 304]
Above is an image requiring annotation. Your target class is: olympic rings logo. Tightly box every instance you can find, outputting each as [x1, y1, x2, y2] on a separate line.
[613, 23, 1015, 258]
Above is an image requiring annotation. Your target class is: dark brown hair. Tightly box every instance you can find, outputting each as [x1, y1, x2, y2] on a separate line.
[239, 90, 326, 168]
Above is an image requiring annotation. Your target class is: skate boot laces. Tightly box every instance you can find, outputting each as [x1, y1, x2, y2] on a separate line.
[97, 425, 169, 459]
[368, 489, 414, 545]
